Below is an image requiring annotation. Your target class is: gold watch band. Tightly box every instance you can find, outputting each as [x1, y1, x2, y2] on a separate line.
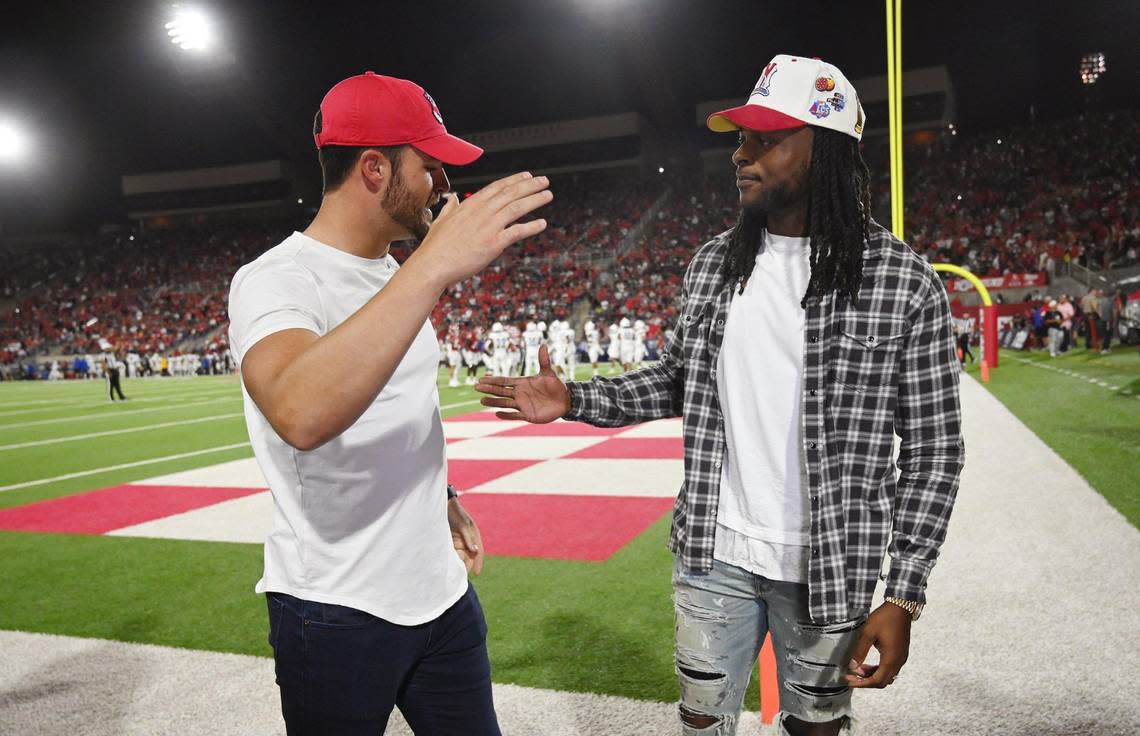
[885, 597, 923, 621]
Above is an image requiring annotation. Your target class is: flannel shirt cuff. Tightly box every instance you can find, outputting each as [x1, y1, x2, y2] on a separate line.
[564, 381, 589, 420]
[884, 556, 931, 605]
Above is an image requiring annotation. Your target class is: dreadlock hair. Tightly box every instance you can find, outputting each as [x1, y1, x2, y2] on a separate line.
[722, 127, 873, 308]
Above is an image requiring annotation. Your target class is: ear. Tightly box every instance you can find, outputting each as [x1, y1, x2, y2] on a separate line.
[358, 149, 391, 194]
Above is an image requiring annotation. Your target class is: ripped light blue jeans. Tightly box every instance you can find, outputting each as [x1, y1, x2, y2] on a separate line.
[673, 556, 865, 735]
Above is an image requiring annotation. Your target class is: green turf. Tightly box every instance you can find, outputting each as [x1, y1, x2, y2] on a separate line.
[964, 346, 1140, 527]
[8, 349, 1135, 706]
[0, 366, 714, 705]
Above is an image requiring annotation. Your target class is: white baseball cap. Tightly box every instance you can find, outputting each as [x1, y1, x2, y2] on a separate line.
[707, 54, 865, 141]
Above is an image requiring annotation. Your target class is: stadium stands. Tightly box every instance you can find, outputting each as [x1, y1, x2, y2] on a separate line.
[2, 111, 1136, 375]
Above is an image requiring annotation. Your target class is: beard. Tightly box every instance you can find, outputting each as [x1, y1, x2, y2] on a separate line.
[740, 168, 809, 218]
[382, 173, 432, 242]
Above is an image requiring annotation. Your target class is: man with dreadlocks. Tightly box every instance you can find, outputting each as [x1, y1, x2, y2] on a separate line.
[475, 55, 964, 736]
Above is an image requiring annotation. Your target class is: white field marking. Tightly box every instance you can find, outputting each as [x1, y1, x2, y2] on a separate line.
[0, 413, 246, 451]
[446, 436, 608, 460]
[108, 491, 272, 543]
[0, 630, 737, 736]
[438, 421, 516, 438]
[610, 417, 683, 438]
[466, 458, 683, 496]
[0, 442, 250, 493]
[0, 389, 239, 419]
[1012, 356, 1140, 398]
[0, 397, 78, 409]
[0, 396, 241, 430]
[440, 398, 482, 410]
[139, 457, 267, 487]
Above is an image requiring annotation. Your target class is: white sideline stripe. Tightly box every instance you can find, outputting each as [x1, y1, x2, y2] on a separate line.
[109, 491, 272, 543]
[446, 436, 608, 460]
[467, 458, 683, 496]
[440, 399, 481, 410]
[0, 442, 251, 493]
[1, 396, 241, 430]
[1013, 356, 1140, 399]
[0, 390, 239, 419]
[0, 630, 731, 736]
[439, 421, 516, 438]
[0, 413, 246, 451]
[140, 457, 267, 487]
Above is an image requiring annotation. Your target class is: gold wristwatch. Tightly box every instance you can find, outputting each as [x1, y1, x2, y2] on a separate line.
[884, 597, 924, 621]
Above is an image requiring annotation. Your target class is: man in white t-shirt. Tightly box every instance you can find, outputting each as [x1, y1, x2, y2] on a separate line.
[228, 72, 551, 735]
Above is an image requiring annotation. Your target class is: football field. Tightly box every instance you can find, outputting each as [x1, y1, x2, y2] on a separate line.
[2, 357, 1138, 735]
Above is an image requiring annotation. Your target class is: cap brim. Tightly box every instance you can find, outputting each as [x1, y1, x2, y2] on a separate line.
[411, 133, 483, 166]
[706, 104, 806, 133]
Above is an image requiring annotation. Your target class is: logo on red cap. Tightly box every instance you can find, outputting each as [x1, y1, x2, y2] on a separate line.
[424, 91, 444, 124]
[754, 62, 778, 97]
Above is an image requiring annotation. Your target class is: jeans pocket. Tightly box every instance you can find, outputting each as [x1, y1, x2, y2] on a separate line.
[267, 593, 287, 652]
[304, 601, 374, 630]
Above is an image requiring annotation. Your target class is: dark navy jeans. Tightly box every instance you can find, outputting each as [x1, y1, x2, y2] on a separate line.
[267, 586, 501, 735]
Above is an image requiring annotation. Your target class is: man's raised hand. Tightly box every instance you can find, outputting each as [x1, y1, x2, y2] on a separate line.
[410, 173, 552, 289]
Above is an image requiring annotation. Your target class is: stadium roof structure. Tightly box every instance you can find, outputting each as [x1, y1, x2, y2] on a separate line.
[0, 0, 1135, 233]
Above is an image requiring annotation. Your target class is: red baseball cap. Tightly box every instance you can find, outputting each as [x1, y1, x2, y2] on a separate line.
[314, 72, 483, 166]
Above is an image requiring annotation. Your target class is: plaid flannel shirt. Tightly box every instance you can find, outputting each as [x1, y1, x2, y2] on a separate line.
[566, 220, 965, 623]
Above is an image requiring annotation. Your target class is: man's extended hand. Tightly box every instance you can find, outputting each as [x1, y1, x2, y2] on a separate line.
[845, 602, 912, 688]
[447, 497, 485, 576]
[475, 345, 571, 423]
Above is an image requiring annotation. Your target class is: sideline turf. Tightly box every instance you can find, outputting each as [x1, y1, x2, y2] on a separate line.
[0, 366, 703, 704]
[964, 347, 1140, 527]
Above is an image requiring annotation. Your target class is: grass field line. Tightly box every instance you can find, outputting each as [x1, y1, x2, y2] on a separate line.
[0, 442, 252, 493]
[1, 396, 242, 430]
[0, 397, 82, 410]
[0, 390, 240, 419]
[0, 413, 247, 451]
[1012, 356, 1140, 398]
[439, 398, 482, 410]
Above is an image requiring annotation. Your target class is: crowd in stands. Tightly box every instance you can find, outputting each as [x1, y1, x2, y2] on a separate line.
[887, 110, 1139, 278]
[2, 111, 1136, 377]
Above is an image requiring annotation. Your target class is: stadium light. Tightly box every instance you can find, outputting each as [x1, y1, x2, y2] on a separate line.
[0, 118, 31, 166]
[165, 5, 216, 52]
[1079, 52, 1106, 85]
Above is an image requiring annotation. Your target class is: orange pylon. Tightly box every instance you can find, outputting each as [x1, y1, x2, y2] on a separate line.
[759, 633, 780, 724]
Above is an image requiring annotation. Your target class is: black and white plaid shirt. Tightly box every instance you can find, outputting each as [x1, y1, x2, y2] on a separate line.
[566, 220, 965, 623]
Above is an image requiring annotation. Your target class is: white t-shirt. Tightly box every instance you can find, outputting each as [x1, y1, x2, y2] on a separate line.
[228, 231, 467, 625]
[714, 229, 812, 584]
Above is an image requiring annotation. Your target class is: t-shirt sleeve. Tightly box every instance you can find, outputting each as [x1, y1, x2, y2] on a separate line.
[228, 259, 324, 367]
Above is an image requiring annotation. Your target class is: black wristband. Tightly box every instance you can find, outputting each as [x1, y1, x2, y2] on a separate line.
[446, 483, 458, 500]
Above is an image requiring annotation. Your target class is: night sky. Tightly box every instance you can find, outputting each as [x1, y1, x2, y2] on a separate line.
[0, 0, 1136, 234]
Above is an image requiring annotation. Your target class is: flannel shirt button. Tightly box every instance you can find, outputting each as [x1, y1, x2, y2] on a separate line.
[810, 335, 819, 343]
[807, 441, 817, 450]
[811, 548, 818, 557]
[867, 335, 876, 343]
[714, 459, 722, 469]
[809, 389, 817, 396]
[716, 319, 724, 327]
